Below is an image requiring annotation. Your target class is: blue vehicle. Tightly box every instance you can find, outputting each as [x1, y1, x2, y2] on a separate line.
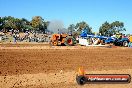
[114, 37, 129, 47]
[80, 29, 108, 39]
[80, 29, 108, 44]
[80, 29, 129, 47]
[105, 37, 116, 44]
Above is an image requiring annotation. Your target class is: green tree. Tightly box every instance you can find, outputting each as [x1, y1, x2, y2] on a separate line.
[0, 17, 3, 31]
[43, 21, 49, 33]
[1, 16, 16, 32]
[31, 16, 48, 33]
[21, 18, 33, 32]
[75, 21, 92, 34]
[0, 16, 49, 33]
[1, 16, 25, 32]
[99, 21, 111, 36]
[1, 16, 32, 32]
[110, 21, 126, 34]
[99, 21, 126, 36]
[68, 24, 75, 34]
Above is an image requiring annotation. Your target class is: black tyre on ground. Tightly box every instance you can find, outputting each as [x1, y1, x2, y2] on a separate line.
[123, 41, 129, 47]
[50, 40, 58, 46]
[64, 36, 76, 46]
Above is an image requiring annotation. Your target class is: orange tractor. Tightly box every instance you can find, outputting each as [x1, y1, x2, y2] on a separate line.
[50, 33, 76, 46]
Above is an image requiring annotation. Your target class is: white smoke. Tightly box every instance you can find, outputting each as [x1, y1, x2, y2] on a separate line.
[47, 20, 67, 34]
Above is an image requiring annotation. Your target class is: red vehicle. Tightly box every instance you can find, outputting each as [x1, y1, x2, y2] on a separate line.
[50, 34, 76, 46]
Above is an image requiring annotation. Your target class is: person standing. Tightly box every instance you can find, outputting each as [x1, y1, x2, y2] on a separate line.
[13, 33, 17, 44]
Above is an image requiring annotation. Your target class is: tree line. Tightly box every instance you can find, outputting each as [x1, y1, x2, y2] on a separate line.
[0, 16, 126, 36]
[0, 16, 49, 33]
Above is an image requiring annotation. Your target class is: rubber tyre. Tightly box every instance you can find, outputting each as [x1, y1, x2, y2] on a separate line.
[64, 36, 75, 46]
[53, 41, 58, 46]
[50, 41, 58, 46]
[123, 41, 128, 47]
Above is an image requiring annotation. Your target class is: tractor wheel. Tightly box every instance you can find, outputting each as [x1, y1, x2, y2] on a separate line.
[50, 41, 58, 46]
[76, 75, 86, 85]
[56, 41, 61, 46]
[123, 41, 129, 47]
[64, 36, 75, 46]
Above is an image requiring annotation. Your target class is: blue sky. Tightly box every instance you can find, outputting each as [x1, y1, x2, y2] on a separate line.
[0, 0, 132, 34]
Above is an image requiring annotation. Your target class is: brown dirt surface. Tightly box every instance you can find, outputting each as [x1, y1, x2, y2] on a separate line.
[0, 44, 132, 88]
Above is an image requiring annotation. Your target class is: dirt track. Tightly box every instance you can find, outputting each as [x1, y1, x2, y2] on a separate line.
[0, 44, 132, 88]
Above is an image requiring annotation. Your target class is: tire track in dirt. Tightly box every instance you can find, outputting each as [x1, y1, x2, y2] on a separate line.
[0, 45, 132, 88]
[0, 47, 132, 76]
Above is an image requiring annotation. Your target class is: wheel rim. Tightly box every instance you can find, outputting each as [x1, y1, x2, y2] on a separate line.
[67, 38, 73, 45]
[124, 42, 128, 46]
[53, 41, 58, 46]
